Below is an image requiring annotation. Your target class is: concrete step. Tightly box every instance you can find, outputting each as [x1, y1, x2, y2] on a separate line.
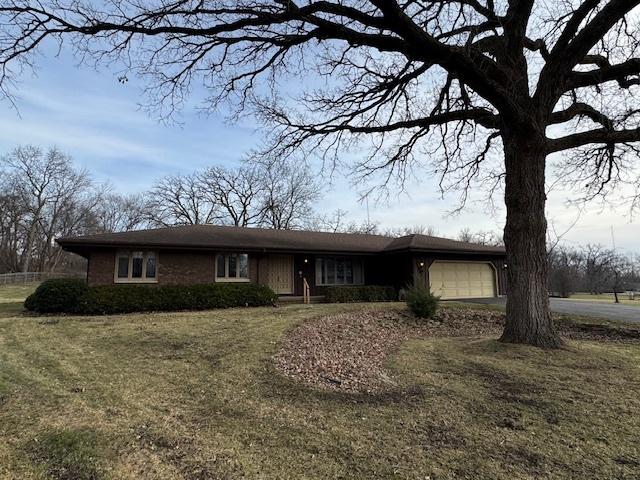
[278, 295, 325, 304]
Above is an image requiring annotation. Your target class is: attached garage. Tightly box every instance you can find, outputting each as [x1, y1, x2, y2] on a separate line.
[59, 224, 507, 295]
[429, 261, 497, 299]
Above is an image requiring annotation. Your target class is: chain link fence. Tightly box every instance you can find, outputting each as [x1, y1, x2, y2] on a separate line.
[0, 272, 85, 285]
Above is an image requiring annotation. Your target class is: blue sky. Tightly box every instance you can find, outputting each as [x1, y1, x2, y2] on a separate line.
[0, 50, 637, 252]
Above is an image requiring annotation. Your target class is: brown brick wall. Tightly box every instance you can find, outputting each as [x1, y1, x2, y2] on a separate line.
[87, 249, 116, 285]
[159, 251, 216, 285]
[87, 249, 259, 286]
[86, 248, 507, 294]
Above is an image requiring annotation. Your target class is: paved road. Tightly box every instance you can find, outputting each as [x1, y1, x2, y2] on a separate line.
[459, 297, 640, 323]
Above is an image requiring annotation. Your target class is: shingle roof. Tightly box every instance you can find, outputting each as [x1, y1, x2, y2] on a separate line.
[383, 234, 505, 253]
[57, 224, 505, 255]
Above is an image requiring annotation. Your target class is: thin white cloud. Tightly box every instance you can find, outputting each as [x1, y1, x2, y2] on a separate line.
[0, 117, 165, 162]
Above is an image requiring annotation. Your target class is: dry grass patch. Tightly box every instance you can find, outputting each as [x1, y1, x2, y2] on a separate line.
[0, 298, 639, 479]
[392, 337, 640, 478]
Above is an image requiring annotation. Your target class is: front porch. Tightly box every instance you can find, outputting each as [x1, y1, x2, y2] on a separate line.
[277, 295, 325, 304]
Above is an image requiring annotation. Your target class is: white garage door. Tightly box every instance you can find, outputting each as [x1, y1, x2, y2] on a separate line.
[429, 262, 496, 299]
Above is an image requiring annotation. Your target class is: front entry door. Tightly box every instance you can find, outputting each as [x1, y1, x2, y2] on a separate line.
[268, 255, 294, 294]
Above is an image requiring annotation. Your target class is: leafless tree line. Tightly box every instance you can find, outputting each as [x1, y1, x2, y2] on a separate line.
[548, 245, 640, 301]
[0, 146, 101, 273]
[457, 228, 503, 247]
[146, 159, 321, 230]
[0, 145, 326, 273]
[3, 145, 636, 296]
[456, 230, 640, 298]
[313, 209, 443, 237]
[0, 145, 445, 273]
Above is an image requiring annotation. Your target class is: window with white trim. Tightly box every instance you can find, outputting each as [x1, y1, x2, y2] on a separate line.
[115, 250, 157, 283]
[216, 253, 249, 281]
[315, 257, 364, 285]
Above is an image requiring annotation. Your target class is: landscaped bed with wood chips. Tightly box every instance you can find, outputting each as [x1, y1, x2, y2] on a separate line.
[1, 283, 640, 479]
[274, 307, 640, 394]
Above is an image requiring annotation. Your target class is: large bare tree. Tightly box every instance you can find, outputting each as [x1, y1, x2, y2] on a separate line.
[258, 158, 321, 229]
[0, 146, 98, 273]
[198, 166, 266, 226]
[1, 1, 640, 346]
[93, 192, 150, 233]
[0, 176, 26, 272]
[147, 173, 219, 226]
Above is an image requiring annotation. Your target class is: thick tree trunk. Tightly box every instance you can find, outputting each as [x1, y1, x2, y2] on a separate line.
[500, 132, 563, 348]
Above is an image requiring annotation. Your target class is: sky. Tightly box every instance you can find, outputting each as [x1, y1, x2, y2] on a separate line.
[0, 50, 638, 253]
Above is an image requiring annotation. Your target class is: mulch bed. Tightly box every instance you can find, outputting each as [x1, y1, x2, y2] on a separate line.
[273, 307, 640, 394]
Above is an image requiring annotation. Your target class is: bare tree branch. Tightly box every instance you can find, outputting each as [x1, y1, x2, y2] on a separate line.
[549, 127, 640, 153]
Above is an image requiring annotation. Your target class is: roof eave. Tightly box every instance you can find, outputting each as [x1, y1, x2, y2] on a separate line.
[382, 246, 506, 256]
[58, 239, 505, 257]
[56, 239, 383, 256]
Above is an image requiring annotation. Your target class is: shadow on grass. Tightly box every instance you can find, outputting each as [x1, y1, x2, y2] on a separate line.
[24, 428, 104, 480]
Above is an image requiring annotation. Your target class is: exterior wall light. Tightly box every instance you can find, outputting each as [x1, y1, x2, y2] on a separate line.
[304, 258, 309, 264]
[418, 261, 425, 268]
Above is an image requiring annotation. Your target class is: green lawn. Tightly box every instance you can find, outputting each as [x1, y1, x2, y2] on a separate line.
[568, 292, 640, 306]
[0, 283, 39, 317]
[445, 299, 635, 327]
[0, 285, 639, 479]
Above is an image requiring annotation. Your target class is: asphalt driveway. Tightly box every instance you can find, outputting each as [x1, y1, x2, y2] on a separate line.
[459, 297, 640, 324]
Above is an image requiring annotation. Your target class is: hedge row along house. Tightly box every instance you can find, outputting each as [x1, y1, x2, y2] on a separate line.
[57, 225, 508, 300]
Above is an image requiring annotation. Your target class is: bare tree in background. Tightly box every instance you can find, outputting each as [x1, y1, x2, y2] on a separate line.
[310, 209, 352, 233]
[457, 228, 503, 246]
[147, 173, 218, 226]
[546, 244, 637, 301]
[582, 244, 617, 295]
[93, 193, 150, 233]
[311, 209, 382, 234]
[384, 225, 439, 237]
[199, 166, 265, 226]
[0, 146, 98, 272]
[258, 158, 321, 230]
[547, 246, 583, 298]
[2, 0, 640, 345]
[311, 210, 439, 236]
[145, 159, 321, 229]
[0, 176, 26, 272]
[609, 253, 629, 303]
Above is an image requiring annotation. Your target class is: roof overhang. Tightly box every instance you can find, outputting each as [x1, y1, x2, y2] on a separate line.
[58, 239, 506, 258]
[56, 240, 383, 257]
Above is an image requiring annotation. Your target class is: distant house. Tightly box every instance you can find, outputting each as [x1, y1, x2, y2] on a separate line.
[57, 225, 507, 299]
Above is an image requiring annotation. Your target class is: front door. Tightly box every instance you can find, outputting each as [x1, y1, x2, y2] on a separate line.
[267, 255, 294, 294]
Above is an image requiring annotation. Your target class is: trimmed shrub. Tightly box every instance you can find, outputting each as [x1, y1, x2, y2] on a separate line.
[24, 279, 88, 313]
[25, 282, 278, 315]
[405, 282, 439, 319]
[324, 285, 396, 303]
